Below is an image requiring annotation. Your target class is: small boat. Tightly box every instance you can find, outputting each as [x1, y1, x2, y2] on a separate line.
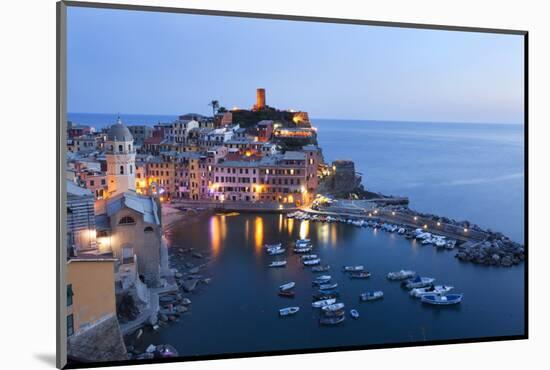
[268, 248, 286, 255]
[303, 258, 321, 266]
[397, 228, 406, 234]
[279, 282, 296, 291]
[321, 302, 345, 312]
[312, 293, 339, 301]
[410, 285, 454, 298]
[445, 240, 457, 250]
[360, 291, 384, 301]
[319, 315, 345, 325]
[279, 306, 300, 316]
[311, 265, 330, 272]
[278, 290, 295, 298]
[319, 282, 338, 290]
[265, 243, 282, 249]
[269, 260, 287, 268]
[349, 271, 371, 279]
[343, 265, 364, 272]
[312, 275, 331, 285]
[294, 247, 313, 253]
[350, 309, 359, 319]
[421, 293, 463, 305]
[322, 308, 345, 317]
[301, 254, 318, 260]
[312, 298, 336, 308]
[318, 288, 339, 295]
[296, 238, 311, 245]
[387, 270, 416, 281]
[404, 276, 436, 289]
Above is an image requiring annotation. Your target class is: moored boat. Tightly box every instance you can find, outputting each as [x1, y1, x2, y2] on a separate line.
[360, 291, 384, 301]
[279, 306, 300, 316]
[403, 276, 436, 289]
[303, 258, 321, 266]
[268, 248, 286, 255]
[343, 265, 364, 272]
[312, 275, 331, 285]
[387, 269, 416, 281]
[269, 260, 287, 268]
[279, 282, 296, 291]
[350, 309, 359, 319]
[318, 288, 339, 295]
[321, 302, 345, 312]
[421, 293, 463, 305]
[311, 265, 330, 272]
[301, 254, 318, 260]
[319, 282, 338, 290]
[319, 315, 345, 325]
[278, 290, 295, 298]
[312, 292, 339, 301]
[312, 298, 336, 308]
[349, 271, 371, 279]
[265, 243, 282, 249]
[410, 285, 453, 298]
[294, 246, 313, 253]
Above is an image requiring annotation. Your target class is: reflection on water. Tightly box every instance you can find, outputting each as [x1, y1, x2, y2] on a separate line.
[209, 215, 226, 257]
[254, 216, 264, 252]
[287, 218, 294, 235]
[299, 220, 309, 240]
[278, 214, 283, 233]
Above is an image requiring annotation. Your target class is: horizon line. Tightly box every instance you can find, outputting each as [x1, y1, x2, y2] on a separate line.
[67, 111, 524, 126]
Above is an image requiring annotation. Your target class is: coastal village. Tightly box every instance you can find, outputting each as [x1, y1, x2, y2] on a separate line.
[65, 89, 525, 363]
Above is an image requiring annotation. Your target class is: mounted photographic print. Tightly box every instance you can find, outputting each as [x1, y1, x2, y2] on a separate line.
[57, 1, 527, 368]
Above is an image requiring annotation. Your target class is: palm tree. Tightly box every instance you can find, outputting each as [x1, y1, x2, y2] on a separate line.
[208, 100, 220, 116]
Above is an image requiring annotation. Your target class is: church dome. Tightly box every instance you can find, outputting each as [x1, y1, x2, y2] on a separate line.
[107, 117, 133, 141]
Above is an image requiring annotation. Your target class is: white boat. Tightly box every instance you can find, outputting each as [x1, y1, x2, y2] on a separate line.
[343, 265, 364, 272]
[312, 298, 336, 308]
[321, 302, 345, 312]
[269, 260, 287, 268]
[410, 285, 454, 298]
[279, 306, 300, 316]
[360, 291, 384, 301]
[404, 276, 436, 289]
[445, 240, 457, 250]
[268, 248, 286, 255]
[265, 243, 282, 249]
[303, 258, 321, 266]
[279, 282, 296, 291]
[319, 282, 338, 290]
[397, 228, 406, 234]
[312, 275, 331, 285]
[387, 270, 416, 281]
[421, 293, 463, 305]
[301, 254, 318, 260]
[294, 246, 313, 253]
[350, 309, 359, 319]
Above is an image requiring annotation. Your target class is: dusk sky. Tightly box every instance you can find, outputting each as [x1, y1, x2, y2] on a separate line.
[67, 6, 524, 124]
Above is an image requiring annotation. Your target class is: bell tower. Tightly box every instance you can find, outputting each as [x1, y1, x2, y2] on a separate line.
[105, 117, 136, 197]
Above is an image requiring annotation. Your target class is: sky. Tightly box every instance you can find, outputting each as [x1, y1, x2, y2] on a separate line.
[67, 6, 525, 124]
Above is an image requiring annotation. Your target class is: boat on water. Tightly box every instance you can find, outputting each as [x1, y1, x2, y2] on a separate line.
[321, 302, 345, 312]
[319, 315, 345, 325]
[397, 228, 406, 234]
[312, 275, 331, 285]
[319, 282, 338, 290]
[318, 288, 339, 295]
[387, 270, 416, 281]
[312, 292, 339, 301]
[278, 290, 295, 298]
[296, 238, 311, 245]
[349, 271, 371, 279]
[279, 306, 300, 316]
[410, 285, 454, 298]
[294, 246, 313, 253]
[446, 240, 457, 250]
[343, 265, 364, 272]
[350, 309, 359, 319]
[268, 248, 286, 255]
[403, 276, 436, 289]
[360, 291, 384, 302]
[311, 265, 330, 272]
[269, 260, 287, 268]
[421, 293, 463, 305]
[303, 258, 321, 266]
[279, 282, 296, 291]
[312, 298, 336, 308]
[265, 243, 282, 249]
[301, 254, 318, 260]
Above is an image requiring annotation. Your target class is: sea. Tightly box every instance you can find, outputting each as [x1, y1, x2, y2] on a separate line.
[68, 113, 525, 356]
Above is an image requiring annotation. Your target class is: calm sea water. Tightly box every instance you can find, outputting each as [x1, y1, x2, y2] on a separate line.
[69, 113, 525, 356]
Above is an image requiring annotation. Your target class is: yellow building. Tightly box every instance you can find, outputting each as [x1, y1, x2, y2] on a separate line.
[66, 258, 117, 336]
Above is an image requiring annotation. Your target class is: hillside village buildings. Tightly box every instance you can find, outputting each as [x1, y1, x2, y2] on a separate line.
[64, 89, 324, 363]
